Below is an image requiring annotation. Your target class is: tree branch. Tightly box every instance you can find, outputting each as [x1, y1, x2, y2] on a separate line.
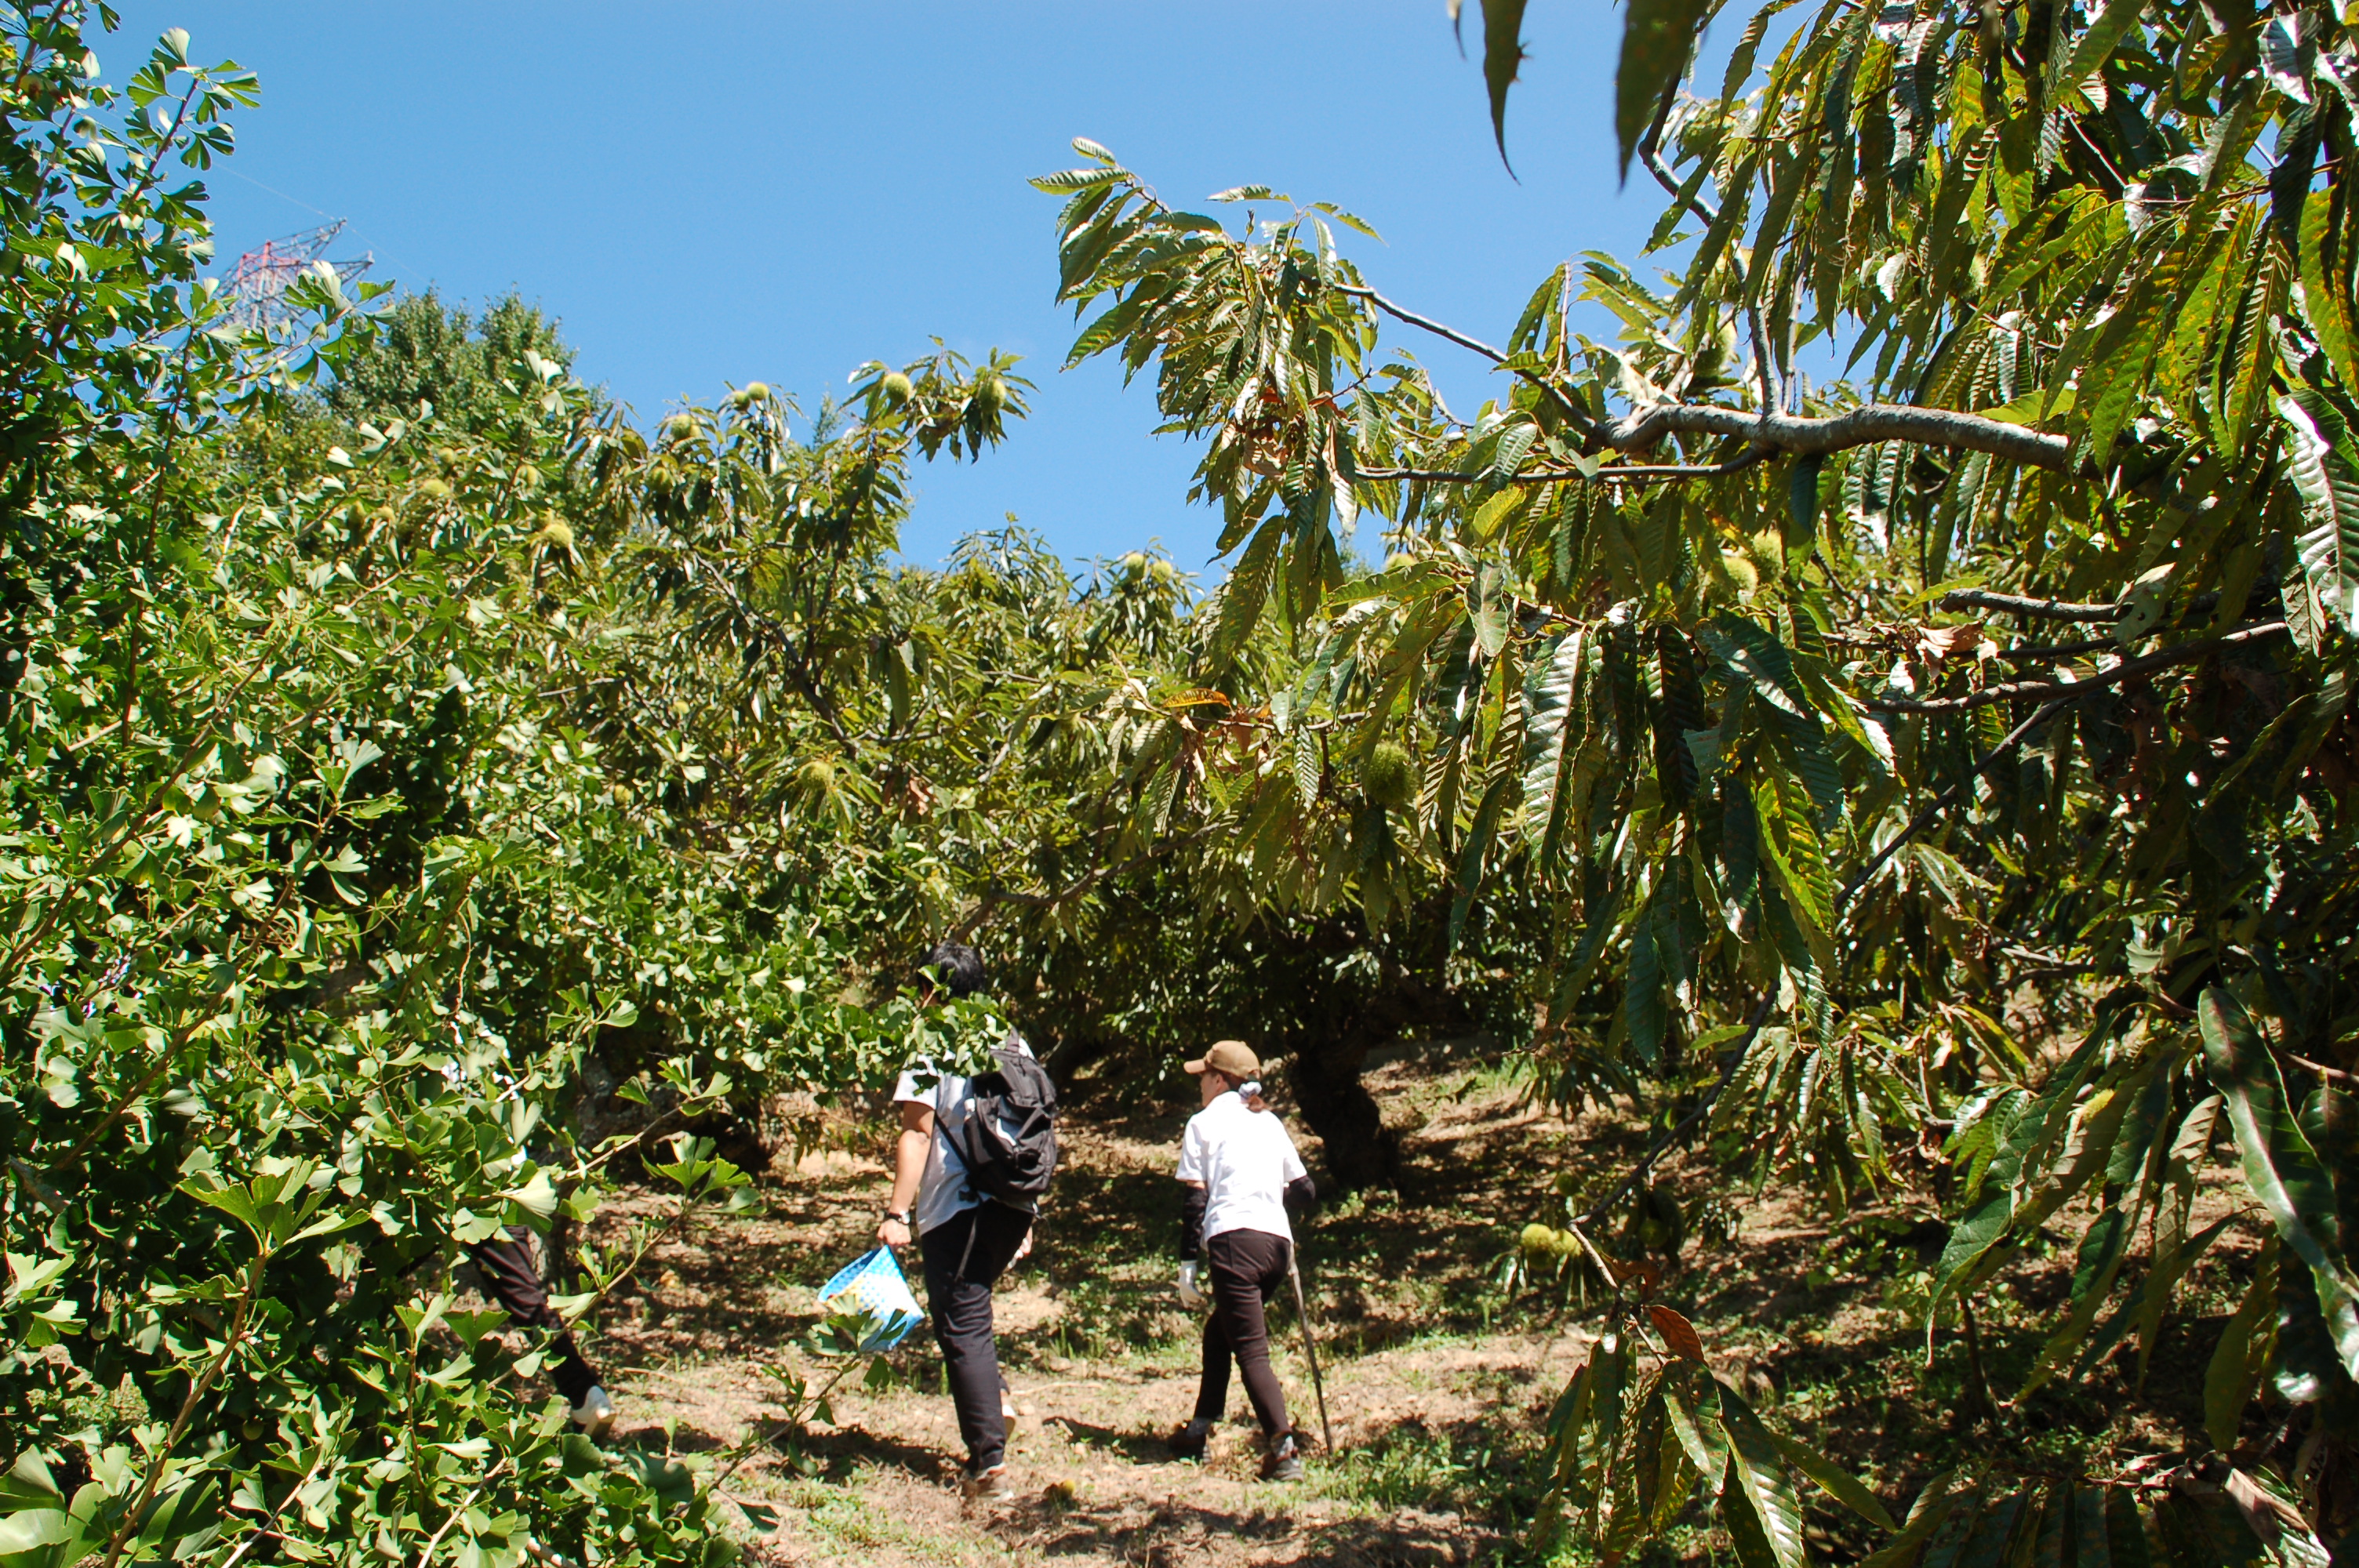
[1939, 586, 2224, 624]
[1864, 622, 2286, 715]
[103, 1254, 265, 1568]
[1939, 588, 2121, 622]
[1994, 637, 2117, 662]
[1607, 400, 2074, 469]
[1356, 448, 1772, 485]
[1330, 271, 2085, 472]
[1331, 283, 1605, 437]
[1842, 697, 2075, 905]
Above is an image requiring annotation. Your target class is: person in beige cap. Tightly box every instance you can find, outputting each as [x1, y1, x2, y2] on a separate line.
[1169, 1040, 1318, 1479]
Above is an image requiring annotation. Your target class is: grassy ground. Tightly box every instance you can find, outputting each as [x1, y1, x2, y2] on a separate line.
[564, 1046, 2264, 1566]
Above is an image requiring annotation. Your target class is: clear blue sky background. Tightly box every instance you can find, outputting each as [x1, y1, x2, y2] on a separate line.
[109, 2, 1664, 572]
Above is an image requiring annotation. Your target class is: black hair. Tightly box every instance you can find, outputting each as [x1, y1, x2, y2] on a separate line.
[918, 942, 987, 998]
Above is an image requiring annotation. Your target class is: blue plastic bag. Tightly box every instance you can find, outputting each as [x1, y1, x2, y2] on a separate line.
[816, 1246, 925, 1352]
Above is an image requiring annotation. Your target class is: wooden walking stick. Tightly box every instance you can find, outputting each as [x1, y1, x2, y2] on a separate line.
[1285, 1254, 1335, 1453]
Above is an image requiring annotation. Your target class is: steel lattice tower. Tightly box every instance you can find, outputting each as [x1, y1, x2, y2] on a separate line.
[224, 220, 374, 328]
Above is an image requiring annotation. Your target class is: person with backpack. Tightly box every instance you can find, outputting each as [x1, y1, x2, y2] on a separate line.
[874, 942, 1058, 1501]
[1169, 1040, 1318, 1480]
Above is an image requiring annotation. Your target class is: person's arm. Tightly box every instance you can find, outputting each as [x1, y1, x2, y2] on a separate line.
[1180, 1181, 1209, 1260]
[1176, 1178, 1209, 1308]
[877, 1099, 932, 1249]
[1173, 1116, 1210, 1307]
[1279, 1127, 1317, 1218]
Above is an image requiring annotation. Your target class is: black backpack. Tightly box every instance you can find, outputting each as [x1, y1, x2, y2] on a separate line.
[948, 1041, 1060, 1210]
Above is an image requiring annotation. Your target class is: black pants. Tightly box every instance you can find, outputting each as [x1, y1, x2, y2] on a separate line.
[918, 1202, 1033, 1472]
[1194, 1229, 1293, 1437]
[467, 1229, 601, 1406]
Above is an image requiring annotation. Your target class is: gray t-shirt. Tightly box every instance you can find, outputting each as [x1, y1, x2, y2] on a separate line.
[892, 1033, 1033, 1236]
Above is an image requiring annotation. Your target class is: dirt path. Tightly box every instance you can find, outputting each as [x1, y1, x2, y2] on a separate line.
[582, 1060, 1583, 1566]
[566, 1051, 2266, 1566]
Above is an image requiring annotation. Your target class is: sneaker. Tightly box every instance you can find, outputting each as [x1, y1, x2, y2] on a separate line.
[1169, 1418, 1212, 1462]
[959, 1463, 1014, 1501]
[569, 1386, 615, 1436]
[1259, 1432, 1303, 1483]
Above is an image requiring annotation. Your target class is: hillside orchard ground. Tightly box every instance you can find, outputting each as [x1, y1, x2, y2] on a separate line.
[558, 1050, 2259, 1567]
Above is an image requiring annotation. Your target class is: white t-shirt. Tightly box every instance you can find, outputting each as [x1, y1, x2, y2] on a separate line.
[1176, 1091, 1308, 1245]
[892, 1034, 1034, 1236]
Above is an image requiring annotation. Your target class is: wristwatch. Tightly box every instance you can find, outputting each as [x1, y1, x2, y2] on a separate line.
[883, 1209, 911, 1225]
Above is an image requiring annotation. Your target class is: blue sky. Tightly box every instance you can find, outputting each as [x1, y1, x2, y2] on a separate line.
[110, 2, 1665, 571]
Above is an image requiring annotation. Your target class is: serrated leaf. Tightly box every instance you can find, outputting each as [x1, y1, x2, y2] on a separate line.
[2204, 1235, 2279, 1451]
[1716, 1381, 1809, 1568]
[2200, 986, 2359, 1378]
[1859, 1473, 1970, 1568]
[1521, 629, 1589, 869]
[1212, 517, 1286, 665]
[1469, 564, 1510, 659]
[1479, 0, 1531, 167]
[2052, 0, 2150, 93]
[1448, 769, 1511, 950]
[1626, 877, 1670, 1068]
[1649, 1302, 1707, 1360]
[2277, 392, 2359, 630]
[1028, 167, 1125, 194]
[2070, 1212, 2236, 1382]
[1766, 1426, 1897, 1531]
[1662, 1377, 1727, 1483]
[1617, 0, 1714, 181]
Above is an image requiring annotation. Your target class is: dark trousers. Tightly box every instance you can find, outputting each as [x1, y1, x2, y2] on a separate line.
[467, 1229, 601, 1406]
[918, 1201, 1033, 1472]
[1194, 1228, 1293, 1437]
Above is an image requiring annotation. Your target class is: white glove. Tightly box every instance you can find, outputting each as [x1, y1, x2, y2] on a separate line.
[1176, 1260, 1206, 1309]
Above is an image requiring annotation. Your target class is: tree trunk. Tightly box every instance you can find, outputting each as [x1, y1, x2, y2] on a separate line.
[1285, 1033, 1400, 1189]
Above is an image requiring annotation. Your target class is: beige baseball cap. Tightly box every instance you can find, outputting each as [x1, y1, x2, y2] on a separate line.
[1184, 1040, 1260, 1079]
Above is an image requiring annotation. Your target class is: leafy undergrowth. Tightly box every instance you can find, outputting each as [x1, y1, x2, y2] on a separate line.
[557, 1046, 2263, 1566]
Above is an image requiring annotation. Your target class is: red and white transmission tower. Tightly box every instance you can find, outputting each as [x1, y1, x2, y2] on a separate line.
[224, 220, 373, 328]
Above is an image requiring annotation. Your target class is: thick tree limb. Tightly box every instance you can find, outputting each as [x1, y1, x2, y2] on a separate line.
[1605, 401, 2074, 469]
[1995, 637, 2117, 662]
[1356, 448, 1771, 485]
[1865, 621, 2286, 714]
[1335, 273, 2077, 470]
[1940, 588, 2121, 622]
[1940, 586, 2223, 623]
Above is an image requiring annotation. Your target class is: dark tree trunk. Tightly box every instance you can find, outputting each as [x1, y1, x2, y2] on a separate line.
[1265, 908, 1467, 1192]
[1285, 1033, 1400, 1189]
[1038, 1029, 1132, 1098]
